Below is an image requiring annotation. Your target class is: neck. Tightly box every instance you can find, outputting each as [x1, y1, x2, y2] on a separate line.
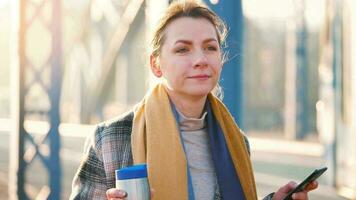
[166, 90, 207, 119]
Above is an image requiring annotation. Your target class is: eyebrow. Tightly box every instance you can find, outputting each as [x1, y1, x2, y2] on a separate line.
[174, 38, 218, 45]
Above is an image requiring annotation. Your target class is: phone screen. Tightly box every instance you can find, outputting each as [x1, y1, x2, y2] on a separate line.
[282, 167, 327, 200]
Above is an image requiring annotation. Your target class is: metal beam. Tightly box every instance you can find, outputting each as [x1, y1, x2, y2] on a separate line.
[48, 0, 63, 198]
[10, 0, 62, 199]
[295, 0, 309, 139]
[81, 0, 144, 123]
[205, 0, 244, 127]
[331, 0, 343, 187]
[9, 0, 28, 198]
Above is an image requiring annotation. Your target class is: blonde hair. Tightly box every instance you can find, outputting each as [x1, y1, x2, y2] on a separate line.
[151, 0, 227, 58]
[150, 0, 227, 99]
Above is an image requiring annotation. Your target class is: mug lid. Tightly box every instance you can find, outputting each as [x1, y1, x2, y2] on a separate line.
[116, 164, 148, 180]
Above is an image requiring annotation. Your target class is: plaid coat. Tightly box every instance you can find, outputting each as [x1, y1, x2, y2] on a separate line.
[70, 110, 274, 200]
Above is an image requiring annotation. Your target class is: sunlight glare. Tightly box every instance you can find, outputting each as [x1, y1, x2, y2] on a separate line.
[0, 0, 8, 8]
[243, 0, 295, 19]
[305, 0, 325, 29]
[210, 0, 219, 5]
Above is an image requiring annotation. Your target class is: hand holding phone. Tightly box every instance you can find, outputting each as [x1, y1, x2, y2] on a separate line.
[282, 167, 327, 200]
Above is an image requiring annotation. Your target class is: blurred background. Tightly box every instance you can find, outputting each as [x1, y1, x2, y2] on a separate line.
[0, 0, 355, 199]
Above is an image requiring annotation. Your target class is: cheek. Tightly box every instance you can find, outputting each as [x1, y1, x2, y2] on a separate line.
[170, 60, 191, 76]
[212, 61, 223, 74]
[161, 65, 184, 84]
[208, 55, 222, 72]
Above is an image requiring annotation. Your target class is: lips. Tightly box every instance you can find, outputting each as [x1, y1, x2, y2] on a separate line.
[188, 74, 211, 79]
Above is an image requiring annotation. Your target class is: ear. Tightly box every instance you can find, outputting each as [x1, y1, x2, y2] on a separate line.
[150, 54, 162, 77]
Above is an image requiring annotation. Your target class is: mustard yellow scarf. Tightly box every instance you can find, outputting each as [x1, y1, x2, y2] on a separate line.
[131, 84, 257, 200]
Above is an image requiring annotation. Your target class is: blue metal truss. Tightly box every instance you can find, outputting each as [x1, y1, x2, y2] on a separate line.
[10, 0, 62, 199]
[204, 0, 245, 128]
[295, 1, 309, 139]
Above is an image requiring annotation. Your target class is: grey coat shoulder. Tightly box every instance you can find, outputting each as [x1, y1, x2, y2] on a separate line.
[95, 110, 134, 135]
[87, 110, 135, 151]
[98, 110, 134, 130]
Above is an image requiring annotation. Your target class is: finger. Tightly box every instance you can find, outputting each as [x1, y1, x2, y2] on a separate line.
[150, 188, 155, 198]
[109, 198, 127, 200]
[106, 188, 127, 199]
[278, 181, 298, 193]
[292, 191, 308, 200]
[304, 181, 318, 191]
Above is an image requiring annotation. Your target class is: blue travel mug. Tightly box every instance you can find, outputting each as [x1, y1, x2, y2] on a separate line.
[115, 164, 150, 200]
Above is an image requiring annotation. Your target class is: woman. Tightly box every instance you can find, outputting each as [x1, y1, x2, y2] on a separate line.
[70, 1, 318, 200]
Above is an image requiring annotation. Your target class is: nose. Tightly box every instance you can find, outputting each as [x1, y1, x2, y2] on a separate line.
[193, 50, 208, 68]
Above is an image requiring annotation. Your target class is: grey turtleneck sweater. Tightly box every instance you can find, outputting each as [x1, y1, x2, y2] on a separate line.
[177, 111, 217, 200]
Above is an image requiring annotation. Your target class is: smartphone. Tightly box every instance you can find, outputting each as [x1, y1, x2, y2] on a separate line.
[282, 167, 327, 200]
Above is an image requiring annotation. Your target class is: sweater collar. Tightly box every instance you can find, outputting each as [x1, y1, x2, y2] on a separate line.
[176, 110, 207, 131]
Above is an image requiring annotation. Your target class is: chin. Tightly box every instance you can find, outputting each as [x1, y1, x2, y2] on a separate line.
[186, 87, 213, 97]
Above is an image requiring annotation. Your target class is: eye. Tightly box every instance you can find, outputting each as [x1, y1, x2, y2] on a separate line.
[205, 45, 218, 51]
[175, 47, 189, 53]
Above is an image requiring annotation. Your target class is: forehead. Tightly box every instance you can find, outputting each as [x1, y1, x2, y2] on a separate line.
[163, 17, 218, 43]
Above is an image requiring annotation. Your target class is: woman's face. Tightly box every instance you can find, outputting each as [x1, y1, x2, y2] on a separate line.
[153, 17, 222, 98]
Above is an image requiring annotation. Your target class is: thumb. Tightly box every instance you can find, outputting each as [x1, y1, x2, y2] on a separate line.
[278, 181, 298, 193]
